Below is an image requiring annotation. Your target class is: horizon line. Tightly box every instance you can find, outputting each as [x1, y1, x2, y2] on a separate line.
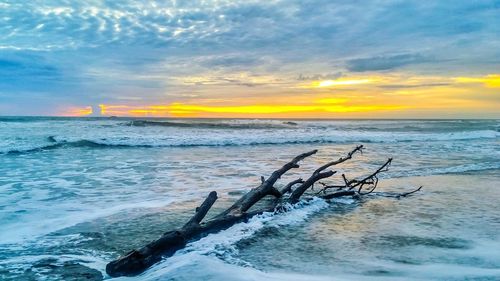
[1, 115, 499, 121]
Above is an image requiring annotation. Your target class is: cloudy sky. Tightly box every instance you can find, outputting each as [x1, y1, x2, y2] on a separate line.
[0, 0, 499, 118]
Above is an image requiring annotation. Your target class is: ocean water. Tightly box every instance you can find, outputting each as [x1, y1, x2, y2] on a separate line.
[0, 117, 499, 281]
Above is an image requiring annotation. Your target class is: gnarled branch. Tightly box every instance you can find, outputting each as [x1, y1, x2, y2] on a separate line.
[289, 145, 363, 203]
[106, 147, 420, 278]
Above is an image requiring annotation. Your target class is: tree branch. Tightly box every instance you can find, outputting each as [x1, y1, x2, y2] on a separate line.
[217, 149, 318, 216]
[288, 145, 363, 203]
[184, 191, 218, 228]
[106, 147, 421, 278]
[279, 178, 304, 195]
[313, 145, 363, 174]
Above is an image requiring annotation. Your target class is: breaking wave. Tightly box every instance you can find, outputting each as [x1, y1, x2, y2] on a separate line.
[4, 140, 115, 154]
[125, 120, 296, 129]
[2, 130, 498, 155]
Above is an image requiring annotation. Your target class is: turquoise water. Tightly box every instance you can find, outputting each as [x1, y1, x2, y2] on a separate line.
[0, 118, 499, 280]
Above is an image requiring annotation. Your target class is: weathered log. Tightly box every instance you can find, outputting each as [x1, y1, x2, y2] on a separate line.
[106, 191, 217, 276]
[106, 146, 421, 277]
[106, 150, 318, 277]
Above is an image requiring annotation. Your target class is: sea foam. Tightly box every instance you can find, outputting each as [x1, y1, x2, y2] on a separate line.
[1, 129, 498, 154]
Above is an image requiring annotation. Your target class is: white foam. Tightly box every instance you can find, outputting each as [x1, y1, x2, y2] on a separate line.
[0, 198, 175, 245]
[1, 118, 498, 153]
[0, 253, 110, 279]
[45, 129, 500, 147]
[179, 198, 329, 260]
[117, 254, 353, 281]
[114, 198, 331, 280]
[116, 238, 500, 281]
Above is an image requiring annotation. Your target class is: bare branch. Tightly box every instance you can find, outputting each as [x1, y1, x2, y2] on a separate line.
[349, 158, 392, 195]
[289, 171, 336, 203]
[217, 150, 317, 216]
[184, 191, 218, 228]
[313, 145, 363, 174]
[342, 174, 350, 187]
[279, 178, 304, 194]
[320, 190, 355, 200]
[106, 148, 420, 278]
[397, 186, 423, 198]
[288, 146, 364, 203]
[269, 187, 283, 198]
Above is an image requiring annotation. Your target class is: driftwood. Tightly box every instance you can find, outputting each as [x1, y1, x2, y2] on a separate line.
[106, 145, 421, 277]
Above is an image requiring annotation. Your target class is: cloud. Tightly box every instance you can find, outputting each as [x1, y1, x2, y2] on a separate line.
[346, 54, 430, 72]
[0, 58, 59, 77]
[0, 0, 498, 116]
[297, 72, 343, 81]
[379, 83, 451, 89]
[0, 55, 62, 92]
[200, 55, 263, 69]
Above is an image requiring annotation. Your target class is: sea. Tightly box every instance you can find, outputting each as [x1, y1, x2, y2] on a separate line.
[0, 117, 499, 281]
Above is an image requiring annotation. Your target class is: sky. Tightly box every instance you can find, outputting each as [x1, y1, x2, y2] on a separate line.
[0, 0, 499, 118]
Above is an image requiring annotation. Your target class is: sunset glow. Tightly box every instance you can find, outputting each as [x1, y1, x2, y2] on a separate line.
[60, 73, 500, 118]
[94, 102, 406, 117]
[455, 74, 500, 88]
[63, 106, 93, 116]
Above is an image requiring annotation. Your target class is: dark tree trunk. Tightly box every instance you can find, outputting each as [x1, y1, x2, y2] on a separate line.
[105, 145, 421, 277]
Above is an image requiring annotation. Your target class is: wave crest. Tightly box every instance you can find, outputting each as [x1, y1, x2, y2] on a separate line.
[126, 120, 294, 129]
[1, 129, 498, 155]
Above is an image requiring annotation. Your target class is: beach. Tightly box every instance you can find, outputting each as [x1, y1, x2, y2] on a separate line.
[0, 118, 499, 280]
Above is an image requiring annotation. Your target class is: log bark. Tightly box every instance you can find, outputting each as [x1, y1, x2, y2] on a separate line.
[216, 149, 317, 217]
[106, 150, 317, 277]
[105, 146, 420, 277]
